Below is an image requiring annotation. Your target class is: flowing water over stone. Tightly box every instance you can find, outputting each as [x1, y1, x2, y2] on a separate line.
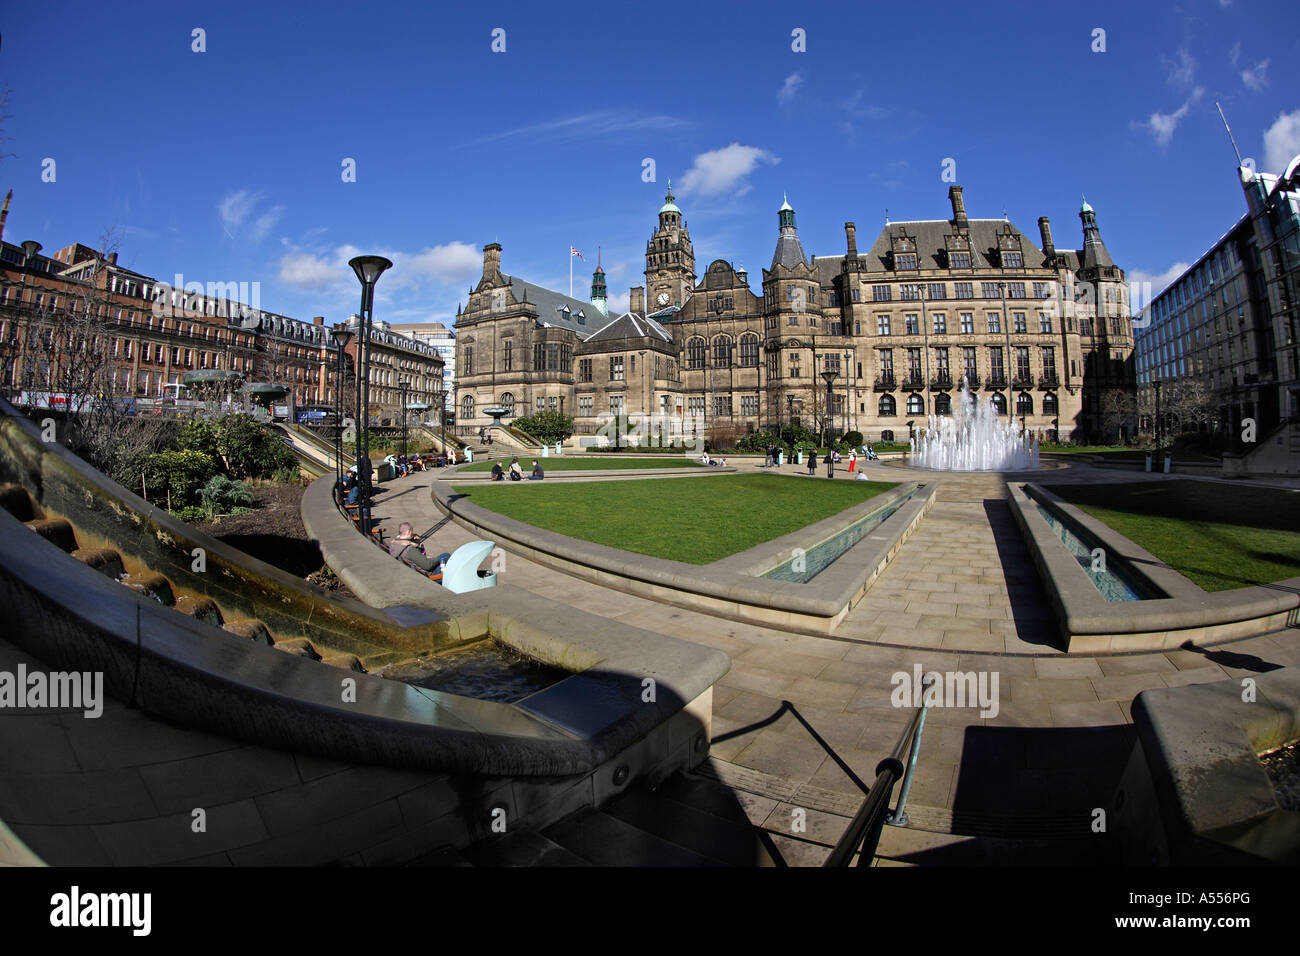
[910, 381, 1040, 472]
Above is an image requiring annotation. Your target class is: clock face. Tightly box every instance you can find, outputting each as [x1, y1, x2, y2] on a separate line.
[656, 292, 671, 306]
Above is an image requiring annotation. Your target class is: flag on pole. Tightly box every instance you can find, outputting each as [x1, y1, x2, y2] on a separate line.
[570, 246, 585, 261]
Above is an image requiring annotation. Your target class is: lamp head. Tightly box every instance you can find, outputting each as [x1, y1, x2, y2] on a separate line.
[330, 326, 354, 349]
[21, 240, 42, 262]
[349, 255, 393, 287]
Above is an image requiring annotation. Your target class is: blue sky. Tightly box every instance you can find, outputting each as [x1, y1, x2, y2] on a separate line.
[2, 0, 1298, 327]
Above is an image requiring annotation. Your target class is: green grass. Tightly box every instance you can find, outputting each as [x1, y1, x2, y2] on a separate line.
[1044, 480, 1300, 591]
[460, 456, 703, 473]
[1040, 444, 1218, 462]
[452, 473, 899, 564]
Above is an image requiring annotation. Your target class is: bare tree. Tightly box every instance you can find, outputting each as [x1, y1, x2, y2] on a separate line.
[1099, 386, 1136, 442]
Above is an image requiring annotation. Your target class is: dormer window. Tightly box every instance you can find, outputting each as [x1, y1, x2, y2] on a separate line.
[1004, 251, 1023, 269]
[895, 253, 918, 270]
[950, 251, 971, 269]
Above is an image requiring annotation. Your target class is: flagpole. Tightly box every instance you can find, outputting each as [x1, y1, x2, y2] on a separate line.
[570, 248, 573, 298]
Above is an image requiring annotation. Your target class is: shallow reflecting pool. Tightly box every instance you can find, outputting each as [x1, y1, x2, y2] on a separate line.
[1033, 503, 1161, 601]
[381, 640, 568, 703]
[763, 491, 915, 584]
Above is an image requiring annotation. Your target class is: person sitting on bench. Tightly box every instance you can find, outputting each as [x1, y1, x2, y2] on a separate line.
[387, 522, 445, 574]
[529, 459, 545, 480]
[509, 457, 523, 481]
[491, 461, 505, 481]
[342, 466, 360, 505]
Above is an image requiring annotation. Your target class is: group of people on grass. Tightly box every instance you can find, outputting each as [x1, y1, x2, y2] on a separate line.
[490, 456, 545, 481]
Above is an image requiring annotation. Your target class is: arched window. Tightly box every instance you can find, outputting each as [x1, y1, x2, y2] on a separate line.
[989, 392, 1007, 415]
[739, 333, 759, 367]
[461, 394, 475, 420]
[687, 337, 706, 369]
[1016, 393, 1034, 417]
[712, 335, 732, 369]
[907, 393, 925, 415]
[935, 393, 952, 415]
[1043, 392, 1058, 417]
[878, 394, 896, 416]
[500, 392, 515, 416]
[881, 429, 895, 443]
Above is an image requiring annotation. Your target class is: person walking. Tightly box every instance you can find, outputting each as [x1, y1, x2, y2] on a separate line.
[849, 450, 857, 473]
[806, 450, 818, 476]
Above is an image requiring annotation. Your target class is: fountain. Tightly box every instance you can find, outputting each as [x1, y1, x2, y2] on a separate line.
[910, 379, 1040, 471]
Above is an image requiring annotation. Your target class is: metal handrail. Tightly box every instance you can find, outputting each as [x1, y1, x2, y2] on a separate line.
[823, 675, 934, 867]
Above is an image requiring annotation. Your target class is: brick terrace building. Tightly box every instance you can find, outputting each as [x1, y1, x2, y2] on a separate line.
[0, 201, 441, 423]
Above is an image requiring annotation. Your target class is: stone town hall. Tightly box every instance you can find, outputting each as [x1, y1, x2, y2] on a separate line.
[453, 183, 1135, 444]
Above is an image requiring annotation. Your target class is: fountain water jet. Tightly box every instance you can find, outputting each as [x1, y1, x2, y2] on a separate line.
[910, 379, 1040, 471]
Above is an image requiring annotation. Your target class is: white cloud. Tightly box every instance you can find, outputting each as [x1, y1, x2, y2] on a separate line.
[606, 290, 630, 315]
[462, 110, 685, 148]
[1263, 109, 1300, 174]
[1228, 41, 1241, 66]
[249, 205, 286, 243]
[842, 90, 888, 121]
[676, 144, 778, 198]
[1129, 262, 1190, 304]
[1241, 58, 1270, 91]
[1163, 47, 1196, 88]
[1136, 87, 1204, 147]
[404, 242, 481, 283]
[218, 189, 283, 243]
[777, 72, 804, 105]
[278, 252, 342, 287]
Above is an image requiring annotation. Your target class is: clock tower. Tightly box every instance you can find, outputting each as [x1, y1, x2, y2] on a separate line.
[644, 179, 696, 312]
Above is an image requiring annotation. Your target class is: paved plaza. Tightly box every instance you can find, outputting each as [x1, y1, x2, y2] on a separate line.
[369, 457, 1300, 861]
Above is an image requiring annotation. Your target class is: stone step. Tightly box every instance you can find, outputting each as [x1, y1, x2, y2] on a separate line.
[273, 637, 321, 660]
[222, 619, 275, 644]
[462, 828, 590, 867]
[542, 806, 725, 867]
[873, 822, 1109, 866]
[603, 780, 780, 867]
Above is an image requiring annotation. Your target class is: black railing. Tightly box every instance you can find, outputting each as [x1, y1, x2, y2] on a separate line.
[1013, 374, 1034, 388]
[929, 375, 953, 391]
[985, 374, 1007, 388]
[1038, 374, 1059, 389]
[903, 374, 925, 389]
[873, 374, 896, 391]
[823, 674, 934, 867]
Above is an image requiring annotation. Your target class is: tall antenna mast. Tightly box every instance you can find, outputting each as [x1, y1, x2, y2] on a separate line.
[1215, 101, 1244, 166]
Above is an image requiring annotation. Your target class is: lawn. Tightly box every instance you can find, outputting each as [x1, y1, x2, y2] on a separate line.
[459, 456, 703, 473]
[1040, 444, 1218, 462]
[452, 473, 900, 564]
[1044, 480, 1300, 591]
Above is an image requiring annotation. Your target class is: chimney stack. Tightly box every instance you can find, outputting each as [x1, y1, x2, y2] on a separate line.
[630, 286, 645, 315]
[845, 222, 858, 257]
[312, 315, 324, 326]
[1038, 217, 1055, 257]
[948, 185, 968, 228]
[0, 190, 12, 247]
[482, 242, 502, 278]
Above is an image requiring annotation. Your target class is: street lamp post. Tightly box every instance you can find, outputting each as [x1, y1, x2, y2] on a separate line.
[1153, 379, 1163, 455]
[330, 326, 354, 492]
[844, 349, 852, 437]
[398, 378, 409, 455]
[348, 255, 393, 536]
[821, 368, 839, 448]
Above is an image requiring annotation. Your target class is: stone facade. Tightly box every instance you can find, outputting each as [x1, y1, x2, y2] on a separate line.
[455, 184, 1136, 443]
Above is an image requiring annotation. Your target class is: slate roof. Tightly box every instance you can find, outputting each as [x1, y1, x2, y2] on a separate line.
[503, 274, 601, 338]
[860, 219, 1049, 272]
[584, 311, 673, 344]
[770, 232, 809, 270]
